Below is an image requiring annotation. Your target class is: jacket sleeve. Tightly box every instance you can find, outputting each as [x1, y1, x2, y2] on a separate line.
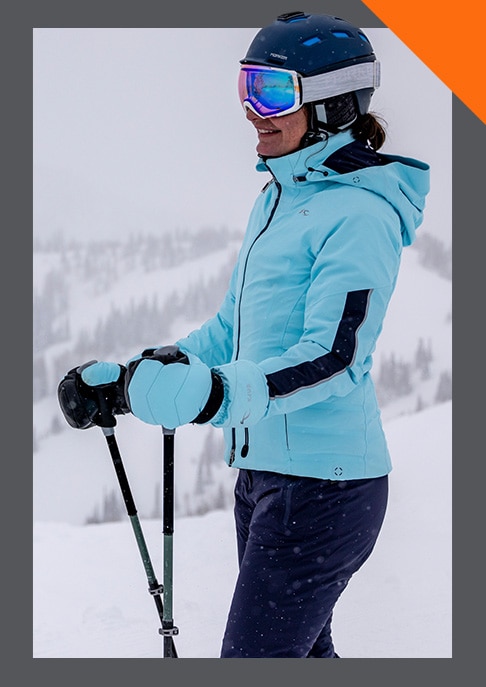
[211, 203, 403, 427]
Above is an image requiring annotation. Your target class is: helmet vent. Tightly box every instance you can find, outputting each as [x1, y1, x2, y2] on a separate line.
[302, 36, 323, 47]
[331, 30, 353, 38]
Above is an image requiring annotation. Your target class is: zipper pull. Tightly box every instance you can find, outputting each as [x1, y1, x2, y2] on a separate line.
[229, 428, 236, 465]
[241, 428, 249, 458]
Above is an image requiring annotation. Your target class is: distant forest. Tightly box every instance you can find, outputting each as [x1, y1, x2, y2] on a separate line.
[33, 226, 241, 403]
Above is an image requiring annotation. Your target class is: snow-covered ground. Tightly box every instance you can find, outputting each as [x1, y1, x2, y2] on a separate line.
[33, 400, 451, 659]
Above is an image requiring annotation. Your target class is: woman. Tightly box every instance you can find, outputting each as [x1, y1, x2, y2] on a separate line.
[61, 12, 430, 657]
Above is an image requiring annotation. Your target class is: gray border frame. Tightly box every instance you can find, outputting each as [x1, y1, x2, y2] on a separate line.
[14, 0, 476, 681]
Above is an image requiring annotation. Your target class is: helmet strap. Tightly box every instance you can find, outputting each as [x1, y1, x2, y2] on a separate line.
[299, 105, 329, 148]
[309, 93, 359, 137]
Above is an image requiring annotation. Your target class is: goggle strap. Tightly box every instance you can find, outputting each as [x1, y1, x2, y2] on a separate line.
[301, 61, 381, 103]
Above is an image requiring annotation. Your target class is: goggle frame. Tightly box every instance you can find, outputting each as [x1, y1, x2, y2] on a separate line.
[238, 61, 381, 119]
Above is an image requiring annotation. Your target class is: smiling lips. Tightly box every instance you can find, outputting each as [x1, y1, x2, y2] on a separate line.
[256, 127, 279, 135]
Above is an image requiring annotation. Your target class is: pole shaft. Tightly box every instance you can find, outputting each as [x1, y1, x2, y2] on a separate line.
[163, 431, 175, 535]
[163, 534, 174, 621]
[162, 428, 178, 657]
[101, 427, 177, 657]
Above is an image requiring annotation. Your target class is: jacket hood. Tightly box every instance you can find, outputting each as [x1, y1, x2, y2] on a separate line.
[256, 131, 430, 247]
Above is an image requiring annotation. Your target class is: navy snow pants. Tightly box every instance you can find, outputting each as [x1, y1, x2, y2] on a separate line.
[220, 469, 388, 658]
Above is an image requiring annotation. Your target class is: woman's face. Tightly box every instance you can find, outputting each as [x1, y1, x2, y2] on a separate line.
[245, 106, 309, 158]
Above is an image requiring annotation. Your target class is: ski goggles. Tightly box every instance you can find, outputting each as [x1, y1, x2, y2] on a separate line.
[238, 61, 380, 119]
[238, 65, 302, 118]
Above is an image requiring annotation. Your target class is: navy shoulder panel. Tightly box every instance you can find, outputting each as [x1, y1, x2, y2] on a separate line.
[324, 140, 389, 174]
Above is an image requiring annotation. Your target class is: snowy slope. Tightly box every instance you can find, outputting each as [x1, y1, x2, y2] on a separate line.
[33, 400, 452, 658]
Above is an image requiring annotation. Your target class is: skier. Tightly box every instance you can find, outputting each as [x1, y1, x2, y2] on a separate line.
[63, 12, 430, 657]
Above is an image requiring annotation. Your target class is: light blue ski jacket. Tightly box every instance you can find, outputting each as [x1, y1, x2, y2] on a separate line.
[177, 130, 430, 480]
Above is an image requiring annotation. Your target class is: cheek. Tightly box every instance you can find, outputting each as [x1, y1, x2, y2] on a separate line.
[287, 121, 307, 144]
[288, 112, 308, 139]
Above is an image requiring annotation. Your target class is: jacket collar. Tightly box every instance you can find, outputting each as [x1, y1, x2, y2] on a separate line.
[255, 130, 355, 185]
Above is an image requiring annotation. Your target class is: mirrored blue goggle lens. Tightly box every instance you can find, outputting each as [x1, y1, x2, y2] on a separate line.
[238, 68, 299, 117]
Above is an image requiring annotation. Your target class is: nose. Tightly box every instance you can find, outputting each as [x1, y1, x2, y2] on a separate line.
[245, 108, 264, 123]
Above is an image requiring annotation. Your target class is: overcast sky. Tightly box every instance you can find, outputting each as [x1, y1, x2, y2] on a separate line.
[33, 27, 451, 242]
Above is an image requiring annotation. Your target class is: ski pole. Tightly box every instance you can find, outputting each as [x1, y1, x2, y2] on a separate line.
[160, 426, 179, 658]
[95, 391, 178, 658]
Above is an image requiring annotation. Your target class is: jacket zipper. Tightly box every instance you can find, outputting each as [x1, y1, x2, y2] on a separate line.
[231, 166, 281, 465]
[234, 173, 282, 359]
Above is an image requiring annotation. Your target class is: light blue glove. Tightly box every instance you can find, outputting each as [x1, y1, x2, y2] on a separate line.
[210, 359, 269, 428]
[125, 346, 218, 429]
[80, 361, 124, 386]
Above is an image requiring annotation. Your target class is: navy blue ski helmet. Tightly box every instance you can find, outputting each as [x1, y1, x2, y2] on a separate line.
[239, 11, 380, 134]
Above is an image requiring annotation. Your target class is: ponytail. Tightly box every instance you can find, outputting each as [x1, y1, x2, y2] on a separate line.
[351, 112, 387, 150]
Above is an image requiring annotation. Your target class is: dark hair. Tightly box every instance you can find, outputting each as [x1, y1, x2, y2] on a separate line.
[302, 103, 387, 151]
[351, 112, 387, 150]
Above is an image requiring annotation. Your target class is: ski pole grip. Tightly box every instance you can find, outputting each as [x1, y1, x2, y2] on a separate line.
[95, 388, 117, 428]
[142, 345, 189, 365]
